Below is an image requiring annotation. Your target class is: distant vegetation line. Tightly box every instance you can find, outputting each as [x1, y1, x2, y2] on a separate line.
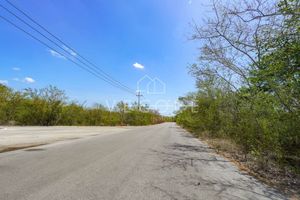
[0, 84, 170, 126]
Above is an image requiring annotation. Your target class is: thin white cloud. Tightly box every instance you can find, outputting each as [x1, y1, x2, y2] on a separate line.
[48, 49, 65, 59]
[133, 62, 144, 69]
[62, 45, 77, 56]
[188, 0, 192, 4]
[12, 77, 35, 84]
[23, 77, 35, 84]
[12, 67, 21, 71]
[0, 80, 8, 85]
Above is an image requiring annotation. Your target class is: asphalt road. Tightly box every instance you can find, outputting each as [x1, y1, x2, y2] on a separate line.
[0, 123, 286, 200]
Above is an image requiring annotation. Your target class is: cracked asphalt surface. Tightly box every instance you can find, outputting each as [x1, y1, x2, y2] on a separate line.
[0, 123, 286, 200]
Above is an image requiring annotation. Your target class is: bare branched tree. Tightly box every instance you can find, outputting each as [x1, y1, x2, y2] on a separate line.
[190, 0, 285, 90]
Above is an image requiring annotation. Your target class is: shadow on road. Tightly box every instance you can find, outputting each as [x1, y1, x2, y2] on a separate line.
[24, 148, 46, 152]
[148, 127, 287, 200]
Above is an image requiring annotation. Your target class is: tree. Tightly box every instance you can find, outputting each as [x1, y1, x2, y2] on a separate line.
[114, 101, 129, 125]
[191, 0, 285, 89]
[177, 0, 300, 174]
[17, 86, 66, 125]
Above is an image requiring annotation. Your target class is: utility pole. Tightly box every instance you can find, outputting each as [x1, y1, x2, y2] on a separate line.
[136, 90, 143, 111]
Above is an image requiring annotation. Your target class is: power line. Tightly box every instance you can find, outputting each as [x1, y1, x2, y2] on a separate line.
[4, 0, 132, 93]
[0, 14, 136, 95]
[0, 1, 136, 95]
[0, 3, 133, 94]
[0, 3, 135, 94]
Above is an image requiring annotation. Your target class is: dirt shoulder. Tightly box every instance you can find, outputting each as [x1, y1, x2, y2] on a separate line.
[197, 137, 300, 199]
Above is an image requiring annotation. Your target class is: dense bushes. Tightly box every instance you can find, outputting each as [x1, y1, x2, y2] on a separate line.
[176, 0, 299, 172]
[0, 84, 164, 126]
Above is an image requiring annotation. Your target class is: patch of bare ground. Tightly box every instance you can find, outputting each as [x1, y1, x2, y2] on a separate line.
[200, 137, 300, 200]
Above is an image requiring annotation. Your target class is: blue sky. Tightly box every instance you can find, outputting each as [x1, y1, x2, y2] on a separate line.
[0, 0, 208, 115]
